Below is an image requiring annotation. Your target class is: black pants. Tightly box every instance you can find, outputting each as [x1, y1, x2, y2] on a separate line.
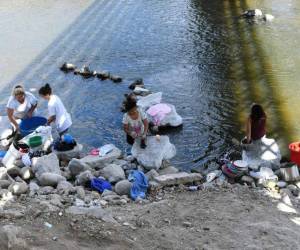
[126, 134, 135, 145]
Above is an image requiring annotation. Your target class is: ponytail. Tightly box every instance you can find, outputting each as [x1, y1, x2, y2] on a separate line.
[39, 83, 52, 96]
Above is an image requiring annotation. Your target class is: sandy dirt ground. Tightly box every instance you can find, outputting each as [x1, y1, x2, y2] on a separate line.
[1, 185, 300, 250]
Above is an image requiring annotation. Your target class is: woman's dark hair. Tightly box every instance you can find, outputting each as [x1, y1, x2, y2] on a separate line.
[124, 95, 137, 112]
[250, 104, 266, 121]
[39, 83, 52, 96]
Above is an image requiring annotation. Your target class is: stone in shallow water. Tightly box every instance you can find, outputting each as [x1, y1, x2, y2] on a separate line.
[131, 136, 176, 170]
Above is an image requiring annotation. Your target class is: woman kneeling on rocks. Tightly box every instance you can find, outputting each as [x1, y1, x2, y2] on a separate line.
[39, 83, 72, 137]
[122, 95, 148, 148]
[246, 103, 266, 143]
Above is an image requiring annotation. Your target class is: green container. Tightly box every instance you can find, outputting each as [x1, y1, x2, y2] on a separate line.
[28, 136, 42, 148]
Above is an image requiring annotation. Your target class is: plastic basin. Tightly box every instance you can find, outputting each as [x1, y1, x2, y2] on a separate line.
[28, 135, 43, 148]
[19, 116, 47, 136]
[289, 142, 300, 166]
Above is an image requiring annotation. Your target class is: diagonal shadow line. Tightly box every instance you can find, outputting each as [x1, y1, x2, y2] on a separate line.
[23, 0, 118, 83]
[36, 0, 135, 93]
[11, 0, 103, 84]
[36, 0, 125, 84]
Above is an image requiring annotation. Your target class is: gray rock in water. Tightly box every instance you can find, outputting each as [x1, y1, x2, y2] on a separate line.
[131, 136, 176, 170]
[158, 166, 179, 175]
[31, 153, 61, 177]
[53, 144, 83, 161]
[57, 181, 74, 195]
[145, 169, 159, 181]
[68, 158, 89, 177]
[38, 173, 66, 187]
[65, 206, 116, 223]
[8, 182, 28, 195]
[20, 166, 34, 180]
[115, 180, 132, 196]
[100, 164, 125, 183]
[0, 180, 11, 189]
[75, 170, 94, 186]
[0, 225, 28, 249]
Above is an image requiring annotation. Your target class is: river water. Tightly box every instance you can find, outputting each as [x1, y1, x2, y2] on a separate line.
[0, 0, 299, 170]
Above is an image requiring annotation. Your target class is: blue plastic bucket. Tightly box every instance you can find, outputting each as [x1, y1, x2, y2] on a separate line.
[19, 116, 47, 136]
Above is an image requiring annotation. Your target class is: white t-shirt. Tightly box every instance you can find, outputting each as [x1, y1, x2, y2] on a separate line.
[122, 108, 147, 136]
[48, 95, 72, 133]
[6, 91, 38, 119]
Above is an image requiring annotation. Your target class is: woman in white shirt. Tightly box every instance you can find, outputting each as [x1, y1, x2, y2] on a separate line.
[6, 85, 38, 131]
[39, 83, 72, 137]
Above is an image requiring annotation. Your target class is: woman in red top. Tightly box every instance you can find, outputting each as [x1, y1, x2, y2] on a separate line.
[246, 104, 266, 143]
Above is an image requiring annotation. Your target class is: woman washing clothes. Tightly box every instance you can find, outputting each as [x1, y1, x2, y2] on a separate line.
[245, 103, 266, 143]
[6, 85, 38, 131]
[39, 83, 72, 137]
[122, 95, 148, 148]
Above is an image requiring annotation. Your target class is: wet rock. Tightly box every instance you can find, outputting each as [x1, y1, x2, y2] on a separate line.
[32, 153, 61, 177]
[128, 78, 144, 90]
[60, 62, 76, 72]
[0, 180, 11, 189]
[8, 182, 28, 195]
[0, 225, 28, 249]
[110, 75, 122, 83]
[133, 87, 151, 96]
[57, 181, 74, 195]
[76, 186, 86, 200]
[96, 71, 110, 80]
[65, 206, 116, 223]
[75, 170, 93, 186]
[158, 166, 179, 175]
[145, 169, 159, 181]
[115, 180, 132, 196]
[20, 166, 33, 180]
[100, 164, 125, 184]
[38, 173, 66, 187]
[132, 136, 176, 170]
[154, 172, 203, 186]
[53, 144, 83, 162]
[68, 158, 89, 177]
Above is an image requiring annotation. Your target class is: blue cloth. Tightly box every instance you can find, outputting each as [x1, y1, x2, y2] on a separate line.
[90, 178, 112, 193]
[128, 170, 148, 200]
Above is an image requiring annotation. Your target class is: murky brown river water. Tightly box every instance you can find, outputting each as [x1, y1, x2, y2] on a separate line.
[0, 0, 299, 170]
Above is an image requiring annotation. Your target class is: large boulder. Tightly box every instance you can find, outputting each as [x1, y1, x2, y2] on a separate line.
[131, 136, 176, 170]
[68, 158, 89, 177]
[100, 164, 125, 183]
[115, 180, 132, 196]
[137, 92, 162, 110]
[78, 145, 122, 169]
[31, 153, 61, 177]
[53, 144, 83, 161]
[38, 173, 66, 187]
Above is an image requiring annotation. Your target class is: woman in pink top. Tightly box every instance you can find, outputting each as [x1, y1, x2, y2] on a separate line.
[246, 104, 266, 143]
